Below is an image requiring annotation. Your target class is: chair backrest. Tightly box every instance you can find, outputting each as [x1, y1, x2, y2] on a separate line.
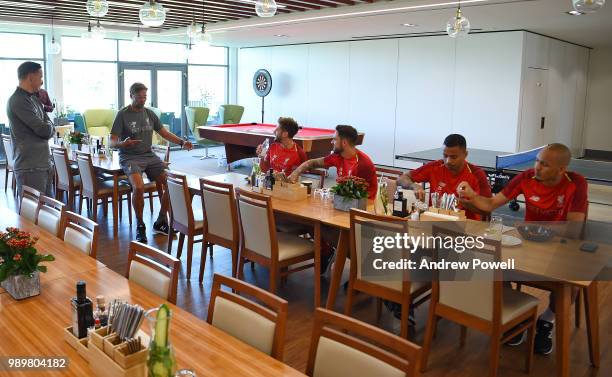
[35, 195, 66, 238]
[185, 106, 210, 141]
[20, 185, 41, 222]
[376, 167, 404, 181]
[306, 308, 422, 377]
[200, 178, 238, 243]
[51, 146, 75, 190]
[151, 144, 170, 163]
[166, 171, 194, 230]
[235, 188, 278, 260]
[126, 241, 180, 304]
[1, 134, 14, 169]
[207, 273, 288, 360]
[83, 109, 116, 137]
[63, 211, 99, 258]
[75, 151, 98, 196]
[73, 113, 86, 133]
[432, 225, 502, 323]
[147, 107, 162, 119]
[219, 104, 245, 124]
[302, 169, 326, 189]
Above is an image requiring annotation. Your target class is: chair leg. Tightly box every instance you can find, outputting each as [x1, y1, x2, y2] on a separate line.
[103, 197, 109, 217]
[78, 194, 84, 214]
[68, 191, 75, 211]
[238, 256, 246, 279]
[209, 243, 214, 259]
[488, 333, 501, 377]
[186, 235, 194, 278]
[127, 194, 132, 225]
[4, 168, 8, 191]
[420, 312, 437, 373]
[343, 279, 355, 317]
[12, 174, 16, 195]
[400, 303, 409, 339]
[167, 227, 174, 254]
[376, 298, 383, 321]
[460, 325, 467, 347]
[198, 239, 209, 283]
[269, 265, 278, 294]
[176, 233, 185, 259]
[230, 246, 238, 278]
[92, 198, 98, 220]
[575, 289, 582, 328]
[118, 196, 122, 219]
[525, 312, 537, 373]
[148, 193, 154, 213]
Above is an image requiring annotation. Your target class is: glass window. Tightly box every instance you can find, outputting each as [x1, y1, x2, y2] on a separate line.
[61, 37, 117, 61]
[187, 46, 227, 65]
[118, 41, 186, 64]
[0, 33, 44, 59]
[62, 62, 117, 113]
[188, 66, 227, 124]
[0, 60, 45, 125]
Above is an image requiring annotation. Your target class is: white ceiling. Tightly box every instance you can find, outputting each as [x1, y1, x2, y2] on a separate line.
[198, 0, 612, 48]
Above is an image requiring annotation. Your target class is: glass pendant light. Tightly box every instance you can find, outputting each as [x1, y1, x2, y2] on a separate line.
[48, 16, 61, 55]
[195, 1, 212, 47]
[81, 19, 93, 39]
[255, 0, 277, 18]
[187, 18, 199, 38]
[139, 0, 166, 27]
[572, 0, 606, 13]
[446, 0, 470, 38]
[132, 27, 145, 43]
[86, 0, 109, 18]
[92, 19, 106, 40]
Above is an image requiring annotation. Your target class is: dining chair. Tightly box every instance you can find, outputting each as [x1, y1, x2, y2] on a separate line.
[143, 144, 171, 213]
[76, 151, 132, 223]
[1, 134, 16, 193]
[62, 211, 99, 259]
[51, 146, 81, 211]
[345, 209, 431, 338]
[306, 308, 422, 377]
[166, 171, 207, 279]
[207, 273, 288, 360]
[420, 225, 539, 377]
[126, 241, 180, 304]
[19, 185, 41, 222]
[35, 195, 66, 238]
[235, 188, 315, 294]
[375, 166, 405, 181]
[199, 178, 239, 280]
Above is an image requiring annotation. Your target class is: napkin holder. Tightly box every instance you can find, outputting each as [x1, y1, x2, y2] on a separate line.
[63, 326, 91, 360]
[420, 208, 466, 221]
[263, 181, 308, 201]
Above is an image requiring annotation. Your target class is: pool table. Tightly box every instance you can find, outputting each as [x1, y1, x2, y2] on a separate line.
[198, 123, 365, 164]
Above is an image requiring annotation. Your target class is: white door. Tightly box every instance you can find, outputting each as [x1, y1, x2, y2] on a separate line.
[519, 68, 548, 151]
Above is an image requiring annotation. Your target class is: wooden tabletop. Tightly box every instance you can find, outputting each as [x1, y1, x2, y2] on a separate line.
[0, 207, 305, 376]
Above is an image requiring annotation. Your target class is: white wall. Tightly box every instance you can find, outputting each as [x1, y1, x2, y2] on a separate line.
[584, 47, 612, 152]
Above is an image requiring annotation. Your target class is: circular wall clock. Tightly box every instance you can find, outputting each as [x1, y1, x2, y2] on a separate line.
[253, 69, 272, 97]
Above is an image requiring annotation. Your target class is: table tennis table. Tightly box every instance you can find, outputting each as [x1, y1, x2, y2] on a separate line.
[396, 146, 612, 210]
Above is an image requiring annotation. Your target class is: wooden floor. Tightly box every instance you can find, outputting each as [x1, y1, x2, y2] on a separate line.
[1, 164, 610, 377]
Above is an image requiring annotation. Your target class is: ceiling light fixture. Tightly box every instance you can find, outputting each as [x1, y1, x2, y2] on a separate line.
[274, 34, 288, 37]
[92, 19, 106, 40]
[572, 0, 606, 13]
[401, 23, 417, 27]
[86, 0, 109, 18]
[446, 0, 470, 38]
[132, 26, 145, 43]
[566, 10, 584, 15]
[48, 16, 61, 55]
[187, 14, 199, 38]
[139, 0, 166, 27]
[195, 0, 212, 47]
[81, 18, 93, 39]
[255, 0, 278, 18]
[211, 0, 488, 32]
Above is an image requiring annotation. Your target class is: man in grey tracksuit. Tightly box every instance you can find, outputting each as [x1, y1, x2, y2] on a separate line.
[6, 61, 55, 197]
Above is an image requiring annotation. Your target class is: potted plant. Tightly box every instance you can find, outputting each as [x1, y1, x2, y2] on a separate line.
[331, 176, 369, 212]
[53, 102, 69, 126]
[0, 227, 55, 300]
[67, 131, 86, 151]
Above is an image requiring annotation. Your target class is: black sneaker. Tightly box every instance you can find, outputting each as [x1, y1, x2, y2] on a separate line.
[506, 330, 526, 346]
[136, 223, 148, 243]
[320, 247, 336, 276]
[384, 301, 416, 326]
[534, 319, 554, 355]
[153, 219, 170, 236]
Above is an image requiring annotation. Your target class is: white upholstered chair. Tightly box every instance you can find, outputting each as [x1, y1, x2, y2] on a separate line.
[51, 146, 81, 211]
[306, 308, 422, 377]
[19, 185, 40, 222]
[126, 241, 180, 304]
[207, 273, 288, 360]
[62, 211, 99, 258]
[35, 195, 66, 238]
[1, 134, 16, 193]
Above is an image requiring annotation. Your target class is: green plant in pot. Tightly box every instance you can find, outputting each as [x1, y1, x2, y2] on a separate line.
[146, 304, 176, 377]
[0, 227, 55, 300]
[67, 131, 86, 151]
[330, 176, 369, 211]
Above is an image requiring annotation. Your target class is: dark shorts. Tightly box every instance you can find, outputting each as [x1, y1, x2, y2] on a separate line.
[120, 154, 166, 181]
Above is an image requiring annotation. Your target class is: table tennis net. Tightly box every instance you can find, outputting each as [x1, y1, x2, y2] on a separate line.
[495, 146, 545, 169]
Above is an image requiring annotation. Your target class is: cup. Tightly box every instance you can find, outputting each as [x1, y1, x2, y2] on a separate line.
[313, 188, 324, 203]
[301, 180, 313, 195]
[487, 216, 504, 241]
[175, 370, 197, 377]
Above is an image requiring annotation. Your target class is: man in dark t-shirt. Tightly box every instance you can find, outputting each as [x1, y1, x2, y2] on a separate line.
[111, 82, 193, 243]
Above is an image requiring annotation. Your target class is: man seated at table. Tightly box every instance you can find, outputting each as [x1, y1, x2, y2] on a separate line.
[397, 134, 492, 220]
[111, 82, 193, 243]
[456, 142, 588, 355]
[256, 117, 307, 176]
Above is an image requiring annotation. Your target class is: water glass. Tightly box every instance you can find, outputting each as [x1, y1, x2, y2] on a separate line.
[487, 215, 504, 241]
[313, 188, 324, 203]
[175, 370, 197, 377]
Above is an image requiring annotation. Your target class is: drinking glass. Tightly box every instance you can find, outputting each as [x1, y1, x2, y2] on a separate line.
[313, 188, 324, 203]
[487, 215, 504, 241]
[175, 370, 196, 377]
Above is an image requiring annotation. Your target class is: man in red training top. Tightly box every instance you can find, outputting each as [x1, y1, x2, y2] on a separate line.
[256, 117, 307, 176]
[457, 143, 588, 355]
[397, 134, 492, 220]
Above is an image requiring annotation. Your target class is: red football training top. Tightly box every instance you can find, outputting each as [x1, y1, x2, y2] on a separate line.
[261, 142, 307, 175]
[324, 150, 378, 199]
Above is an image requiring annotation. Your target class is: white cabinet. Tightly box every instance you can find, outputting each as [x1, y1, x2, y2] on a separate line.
[524, 33, 550, 70]
[519, 68, 548, 151]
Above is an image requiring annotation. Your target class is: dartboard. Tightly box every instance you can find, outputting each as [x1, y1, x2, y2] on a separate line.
[253, 69, 272, 97]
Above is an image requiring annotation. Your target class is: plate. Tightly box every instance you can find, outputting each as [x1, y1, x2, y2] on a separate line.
[502, 235, 522, 247]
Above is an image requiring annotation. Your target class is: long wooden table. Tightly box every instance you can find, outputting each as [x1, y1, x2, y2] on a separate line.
[0, 208, 305, 377]
[185, 172, 607, 377]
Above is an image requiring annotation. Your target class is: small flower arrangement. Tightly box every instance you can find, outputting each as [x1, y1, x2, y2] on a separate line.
[68, 131, 86, 145]
[0, 227, 55, 283]
[331, 176, 369, 200]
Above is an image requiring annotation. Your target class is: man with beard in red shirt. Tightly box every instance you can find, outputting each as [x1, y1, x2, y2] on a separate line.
[457, 143, 588, 355]
[256, 117, 307, 176]
[397, 134, 492, 220]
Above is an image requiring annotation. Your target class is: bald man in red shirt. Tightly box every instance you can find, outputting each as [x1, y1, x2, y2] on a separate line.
[397, 134, 492, 220]
[457, 143, 588, 355]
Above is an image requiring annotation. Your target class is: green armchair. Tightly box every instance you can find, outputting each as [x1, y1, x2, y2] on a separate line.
[185, 106, 218, 159]
[146, 107, 169, 146]
[219, 105, 244, 124]
[83, 109, 117, 139]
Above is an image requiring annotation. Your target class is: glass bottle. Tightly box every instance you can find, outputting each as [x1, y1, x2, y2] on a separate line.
[146, 305, 176, 377]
